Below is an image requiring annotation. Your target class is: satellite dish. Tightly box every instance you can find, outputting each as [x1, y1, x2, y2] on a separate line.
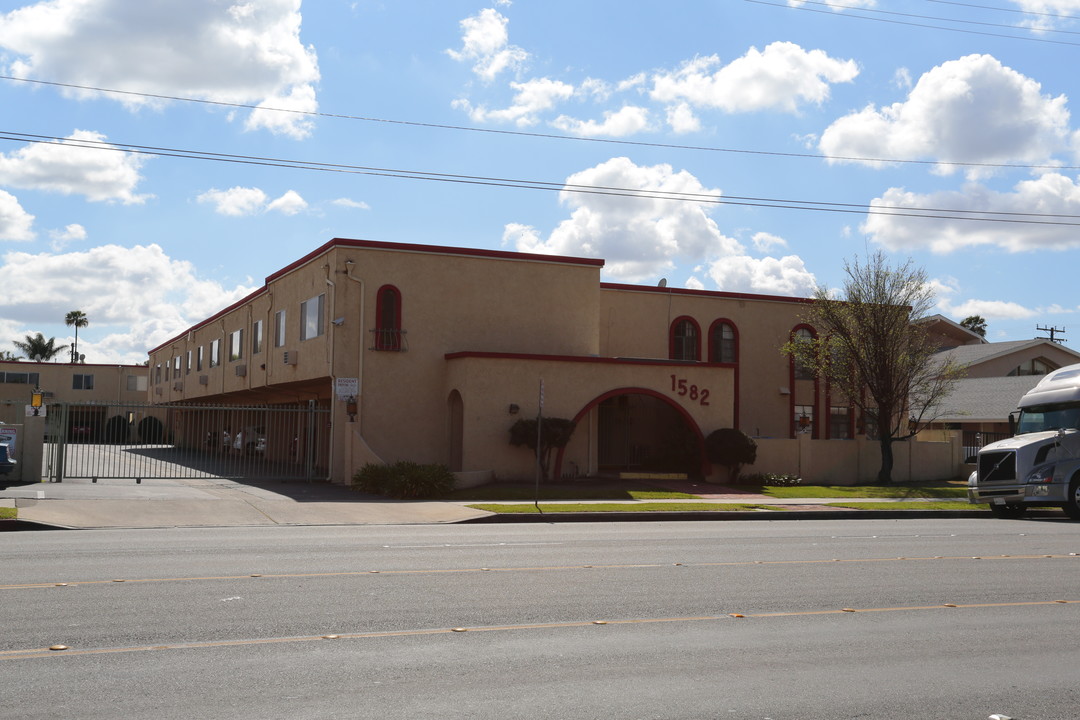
[658, 278, 667, 288]
[79, 354, 85, 363]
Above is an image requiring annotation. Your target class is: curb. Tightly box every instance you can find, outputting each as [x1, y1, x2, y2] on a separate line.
[461, 509, 1016, 523]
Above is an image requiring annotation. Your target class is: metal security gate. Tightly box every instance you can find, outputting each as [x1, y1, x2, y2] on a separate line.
[45, 401, 330, 483]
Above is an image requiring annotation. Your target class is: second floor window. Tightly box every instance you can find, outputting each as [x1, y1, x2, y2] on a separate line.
[210, 339, 221, 368]
[301, 294, 325, 341]
[229, 329, 244, 361]
[374, 285, 402, 351]
[252, 320, 264, 354]
[72, 374, 94, 390]
[710, 321, 737, 364]
[793, 327, 815, 380]
[670, 317, 700, 361]
[274, 310, 286, 347]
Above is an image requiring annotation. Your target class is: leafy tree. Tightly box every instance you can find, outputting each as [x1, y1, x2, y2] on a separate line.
[509, 417, 576, 480]
[65, 310, 89, 363]
[705, 428, 757, 483]
[12, 333, 68, 362]
[782, 252, 965, 483]
[960, 314, 987, 338]
[0, 350, 21, 361]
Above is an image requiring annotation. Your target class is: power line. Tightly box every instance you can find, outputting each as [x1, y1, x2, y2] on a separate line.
[3, 74, 1080, 173]
[4, 129, 1080, 228]
[789, 0, 1080, 36]
[746, 0, 1080, 46]
[925, 0, 1080, 23]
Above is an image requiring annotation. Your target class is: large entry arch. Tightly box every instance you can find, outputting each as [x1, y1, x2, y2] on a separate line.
[556, 387, 710, 480]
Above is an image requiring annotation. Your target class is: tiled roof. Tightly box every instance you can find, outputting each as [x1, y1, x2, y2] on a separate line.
[931, 375, 1043, 422]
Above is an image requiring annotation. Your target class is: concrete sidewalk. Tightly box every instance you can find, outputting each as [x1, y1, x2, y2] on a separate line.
[0, 477, 491, 529]
[0, 476, 989, 529]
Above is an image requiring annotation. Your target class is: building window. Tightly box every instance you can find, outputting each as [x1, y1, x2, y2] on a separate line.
[274, 310, 286, 347]
[301, 294, 325, 341]
[792, 327, 816, 380]
[374, 285, 403, 351]
[830, 406, 851, 439]
[252, 320, 264, 355]
[197, 346, 204, 372]
[794, 404, 814, 435]
[155, 364, 162, 384]
[210, 339, 221, 368]
[126, 375, 148, 392]
[73, 374, 95, 390]
[1008, 358, 1055, 376]
[186, 350, 193, 375]
[229, 329, 244, 362]
[669, 317, 700, 361]
[173, 356, 182, 379]
[709, 321, 737, 364]
[0, 372, 38, 385]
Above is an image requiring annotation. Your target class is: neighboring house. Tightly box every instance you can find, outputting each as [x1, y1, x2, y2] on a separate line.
[146, 237, 898, 484]
[921, 316, 1080, 459]
[0, 361, 150, 441]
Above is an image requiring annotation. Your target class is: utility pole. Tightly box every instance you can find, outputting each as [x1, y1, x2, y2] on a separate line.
[1036, 325, 1067, 344]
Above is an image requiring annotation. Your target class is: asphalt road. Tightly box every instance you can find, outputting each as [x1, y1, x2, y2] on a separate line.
[3, 518, 1080, 720]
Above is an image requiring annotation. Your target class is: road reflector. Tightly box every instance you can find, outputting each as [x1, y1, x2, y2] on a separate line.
[593, 621, 607, 625]
[841, 608, 856, 613]
[322, 635, 340, 640]
[112, 579, 125, 583]
[1055, 600, 1068, 603]
[250, 574, 262, 577]
[49, 645, 69, 651]
[451, 628, 468, 632]
[729, 614, 744, 618]
[943, 604, 957, 607]
[55, 583, 67, 587]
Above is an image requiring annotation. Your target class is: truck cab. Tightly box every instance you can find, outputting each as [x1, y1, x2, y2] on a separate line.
[968, 364, 1080, 519]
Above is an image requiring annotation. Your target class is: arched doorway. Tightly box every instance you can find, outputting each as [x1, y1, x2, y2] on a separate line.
[558, 388, 708, 479]
[447, 390, 463, 472]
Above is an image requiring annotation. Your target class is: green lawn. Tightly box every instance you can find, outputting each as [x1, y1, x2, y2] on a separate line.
[0, 507, 16, 520]
[466, 502, 775, 513]
[762, 483, 968, 499]
[447, 483, 698, 501]
[823, 501, 980, 511]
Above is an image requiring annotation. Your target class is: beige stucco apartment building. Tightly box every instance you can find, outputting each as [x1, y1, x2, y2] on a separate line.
[145, 238, 917, 485]
[0, 360, 149, 431]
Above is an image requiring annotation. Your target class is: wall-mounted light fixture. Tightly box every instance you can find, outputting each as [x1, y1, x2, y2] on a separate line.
[508, 403, 520, 415]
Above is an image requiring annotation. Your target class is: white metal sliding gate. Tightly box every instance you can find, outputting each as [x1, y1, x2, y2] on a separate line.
[45, 401, 331, 483]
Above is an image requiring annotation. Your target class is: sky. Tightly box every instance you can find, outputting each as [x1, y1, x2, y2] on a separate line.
[3, 0, 1080, 364]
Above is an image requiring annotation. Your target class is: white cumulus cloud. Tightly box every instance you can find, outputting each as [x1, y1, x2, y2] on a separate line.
[0, 0, 320, 139]
[48, 223, 87, 251]
[0, 244, 257, 363]
[863, 173, 1080, 253]
[197, 186, 307, 216]
[0, 190, 35, 241]
[0, 130, 149, 204]
[650, 42, 859, 114]
[446, 7, 528, 81]
[551, 106, 651, 137]
[820, 54, 1072, 177]
[505, 157, 817, 295]
[454, 77, 575, 126]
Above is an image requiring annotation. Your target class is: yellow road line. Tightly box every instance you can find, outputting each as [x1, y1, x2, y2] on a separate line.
[3, 600, 1076, 662]
[2, 553, 1076, 591]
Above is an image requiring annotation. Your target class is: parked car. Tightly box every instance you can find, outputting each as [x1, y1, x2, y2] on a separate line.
[0, 442, 16, 476]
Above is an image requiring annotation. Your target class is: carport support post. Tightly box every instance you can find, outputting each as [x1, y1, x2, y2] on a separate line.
[54, 402, 68, 483]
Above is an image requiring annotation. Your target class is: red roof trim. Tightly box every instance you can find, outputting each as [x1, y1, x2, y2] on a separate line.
[444, 351, 711, 368]
[267, 238, 604, 283]
[148, 286, 266, 355]
[0, 361, 148, 370]
[600, 282, 814, 305]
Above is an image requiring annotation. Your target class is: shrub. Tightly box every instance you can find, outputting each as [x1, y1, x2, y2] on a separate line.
[741, 473, 802, 487]
[137, 416, 165, 444]
[705, 428, 757, 482]
[103, 415, 130, 444]
[353, 461, 455, 499]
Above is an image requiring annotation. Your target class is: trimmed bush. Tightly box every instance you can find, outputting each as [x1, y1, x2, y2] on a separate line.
[137, 416, 165, 444]
[741, 473, 802, 487]
[353, 461, 455, 499]
[705, 428, 757, 483]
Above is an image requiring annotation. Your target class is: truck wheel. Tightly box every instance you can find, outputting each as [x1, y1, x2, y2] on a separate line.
[1065, 477, 1080, 520]
[988, 504, 1027, 518]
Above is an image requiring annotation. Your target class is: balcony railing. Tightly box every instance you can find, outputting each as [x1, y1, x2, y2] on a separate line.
[370, 328, 408, 352]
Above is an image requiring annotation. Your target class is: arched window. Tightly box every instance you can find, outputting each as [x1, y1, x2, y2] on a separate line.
[709, 320, 737, 364]
[792, 327, 815, 380]
[374, 285, 402, 351]
[669, 317, 700, 361]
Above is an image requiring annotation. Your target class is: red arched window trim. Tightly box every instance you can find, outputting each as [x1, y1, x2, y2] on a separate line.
[707, 318, 738, 364]
[375, 284, 402, 351]
[668, 316, 701, 361]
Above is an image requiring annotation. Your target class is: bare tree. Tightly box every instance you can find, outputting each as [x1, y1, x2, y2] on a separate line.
[783, 252, 965, 483]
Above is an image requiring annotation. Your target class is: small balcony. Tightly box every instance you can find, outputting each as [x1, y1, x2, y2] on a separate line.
[370, 328, 408, 352]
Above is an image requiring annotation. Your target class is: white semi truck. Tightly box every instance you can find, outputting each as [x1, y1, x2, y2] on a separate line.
[968, 363, 1080, 519]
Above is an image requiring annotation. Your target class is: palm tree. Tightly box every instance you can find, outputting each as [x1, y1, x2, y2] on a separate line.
[65, 310, 89, 363]
[0, 350, 22, 361]
[13, 333, 68, 362]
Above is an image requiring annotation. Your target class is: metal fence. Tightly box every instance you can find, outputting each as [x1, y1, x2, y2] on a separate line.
[45, 401, 330, 482]
[961, 430, 1011, 463]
